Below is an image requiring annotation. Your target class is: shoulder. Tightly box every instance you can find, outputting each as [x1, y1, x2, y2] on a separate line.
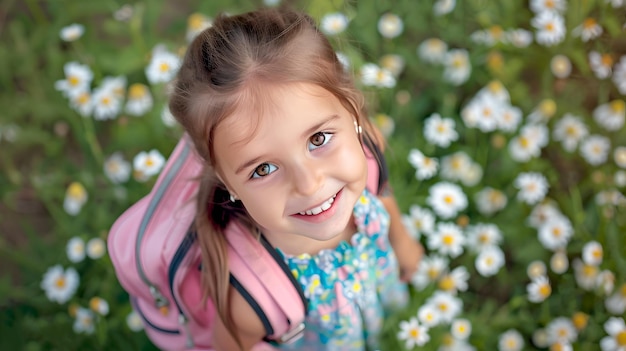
[212, 285, 267, 351]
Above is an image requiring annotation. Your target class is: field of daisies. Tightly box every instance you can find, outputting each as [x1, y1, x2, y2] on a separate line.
[2, 0, 626, 350]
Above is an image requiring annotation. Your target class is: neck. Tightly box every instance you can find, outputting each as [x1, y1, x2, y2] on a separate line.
[264, 218, 357, 256]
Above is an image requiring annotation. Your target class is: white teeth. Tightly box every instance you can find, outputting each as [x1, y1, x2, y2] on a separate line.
[299, 195, 336, 216]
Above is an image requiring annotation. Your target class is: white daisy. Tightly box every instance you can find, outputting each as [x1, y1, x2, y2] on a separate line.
[91, 83, 123, 121]
[55, 61, 93, 99]
[145, 46, 181, 84]
[113, 4, 134, 22]
[508, 131, 542, 162]
[573, 258, 599, 291]
[498, 329, 524, 351]
[474, 187, 508, 216]
[443, 49, 471, 85]
[424, 113, 458, 148]
[126, 310, 144, 331]
[460, 94, 495, 130]
[161, 106, 178, 127]
[593, 100, 625, 131]
[407, 204, 436, 237]
[498, 104, 523, 132]
[411, 255, 449, 290]
[427, 182, 468, 219]
[440, 151, 472, 181]
[506, 28, 533, 48]
[582, 241, 603, 266]
[553, 113, 589, 152]
[530, 0, 567, 14]
[614, 170, 626, 187]
[438, 265, 469, 293]
[125, 83, 153, 116]
[527, 260, 547, 279]
[440, 335, 477, 351]
[572, 18, 603, 42]
[538, 215, 573, 251]
[600, 317, 626, 351]
[527, 99, 557, 124]
[527, 201, 563, 229]
[377, 13, 403, 39]
[606, 0, 625, 7]
[475, 245, 505, 277]
[580, 135, 611, 165]
[546, 317, 577, 345]
[60, 23, 85, 42]
[133, 149, 165, 179]
[104, 152, 131, 184]
[615, 146, 626, 168]
[531, 11, 566, 46]
[89, 296, 110, 316]
[320, 12, 349, 35]
[613, 56, 626, 95]
[87, 238, 107, 259]
[73, 307, 95, 334]
[417, 303, 441, 327]
[66, 237, 85, 263]
[426, 290, 463, 324]
[434, 0, 456, 16]
[596, 189, 626, 206]
[185, 13, 212, 42]
[63, 182, 88, 216]
[360, 63, 396, 88]
[69, 90, 93, 117]
[379, 54, 405, 77]
[41, 265, 79, 304]
[397, 317, 430, 348]
[514, 172, 549, 205]
[597, 270, 616, 295]
[550, 55, 572, 78]
[589, 51, 614, 79]
[605, 284, 626, 315]
[418, 38, 448, 64]
[466, 223, 502, 254]
[100, 75, 127, 98]
[428, 222, 465, 258]
[451, 318, 472, 340]
[459, 162, 483, 187]
[550, 250, 569, 274]
[527, 275, 552, 303]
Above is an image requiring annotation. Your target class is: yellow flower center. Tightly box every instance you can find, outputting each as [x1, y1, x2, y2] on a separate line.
[545, 0, 555, 9]
[376, 70, 386, 82]
[55, 277, 66, 288]
[443, 234, 454, 246]
[617, 331, 626, 346]
[489, 25, 504, 39]
[101, 96, 111, 106]
[438, 303, 448, 312]
[572, 312, 589, 330]
[159, 62, 170, 73]
[552, 227, 561, 237]
[144, 157, 155, 167]
[67, 182, 86, 199]
[519, 136, 529, 148]
[583, 18, 597, 29]
[129, 84, 147, 99]
[89, 297, 101, 311]
[479, 233, 489, 244]
[428, 267, 439, 280]
[77, 92, 90, 105]
[551, 342, 565, 351]
[439, 275, 455, 291]
[443, 195, 454, 204]
[545, 23, 555, 32]
[601, 54, 614, 67]
[410, 328, 419, 338]
[565, 126, 577, 136]
[539, 283, 551, 297]
[610, 100, 625, 113]
[485, 257, 494, 266]
[583, 264, 597, 277]
[69, 75, 80, 86]
[188, 13, 205, 30]
[437, 124, 446, 133]
[539, 99, 557, 117]
[488, 80, 504, 94]
[620, 283, 626, 297]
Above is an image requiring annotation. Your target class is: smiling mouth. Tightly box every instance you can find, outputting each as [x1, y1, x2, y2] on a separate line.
[298, 193, 338, 216]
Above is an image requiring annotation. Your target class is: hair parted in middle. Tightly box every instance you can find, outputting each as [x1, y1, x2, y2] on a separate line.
[167, 7, 383, 344]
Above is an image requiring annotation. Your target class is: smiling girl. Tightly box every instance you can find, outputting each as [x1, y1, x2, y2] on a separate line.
[168, 8, 423, 351]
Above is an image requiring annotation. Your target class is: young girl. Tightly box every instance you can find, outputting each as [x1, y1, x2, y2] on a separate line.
[168, 7, 423, 351]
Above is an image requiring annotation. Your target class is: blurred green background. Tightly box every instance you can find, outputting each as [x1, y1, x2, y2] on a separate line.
[2, 0, 626, 350]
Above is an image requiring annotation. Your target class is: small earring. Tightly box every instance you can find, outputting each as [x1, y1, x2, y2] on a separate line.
[354, 120, 362, 135]
[229, 194, 237, 202]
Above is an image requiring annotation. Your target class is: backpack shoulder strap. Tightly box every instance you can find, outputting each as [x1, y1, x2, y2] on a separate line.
[226, 222, 307, 344]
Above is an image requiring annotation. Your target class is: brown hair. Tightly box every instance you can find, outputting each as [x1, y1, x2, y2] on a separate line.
[168, 7, 382, 346]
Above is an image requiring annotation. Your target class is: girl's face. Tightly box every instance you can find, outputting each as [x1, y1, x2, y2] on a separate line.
[213, 83, 367, 252]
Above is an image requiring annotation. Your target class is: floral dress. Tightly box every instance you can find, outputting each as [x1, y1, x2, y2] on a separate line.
[276, 189, 408, 351]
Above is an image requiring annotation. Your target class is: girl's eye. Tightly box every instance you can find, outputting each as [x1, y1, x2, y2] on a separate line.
[251, 163, 278, 178]
[308, 132, 333, 151]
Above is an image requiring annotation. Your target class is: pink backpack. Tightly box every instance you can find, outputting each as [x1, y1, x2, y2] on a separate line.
[108, 134, 386, 350]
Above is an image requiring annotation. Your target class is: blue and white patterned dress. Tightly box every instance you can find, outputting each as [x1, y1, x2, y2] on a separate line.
[276, 189, 408, 351]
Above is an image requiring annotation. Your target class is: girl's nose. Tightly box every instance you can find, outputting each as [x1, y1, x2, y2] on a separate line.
[291, 159, 323, 196]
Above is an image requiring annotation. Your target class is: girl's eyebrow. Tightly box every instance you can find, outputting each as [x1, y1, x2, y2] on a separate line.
[234, 114, 341, 175]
